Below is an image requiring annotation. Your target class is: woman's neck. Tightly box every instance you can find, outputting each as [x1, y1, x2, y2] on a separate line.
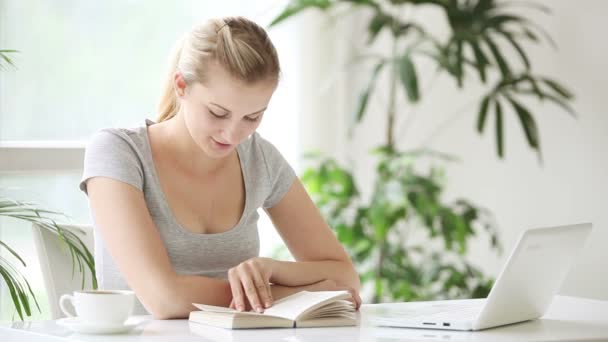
[150, 114, 233, 177]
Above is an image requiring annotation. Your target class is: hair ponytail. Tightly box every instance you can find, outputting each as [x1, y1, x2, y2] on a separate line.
[157, 37, 185, 122]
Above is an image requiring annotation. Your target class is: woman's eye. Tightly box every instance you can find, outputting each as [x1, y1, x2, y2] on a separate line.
[245, 116, 260, 122]
[209, 110, 227, 119]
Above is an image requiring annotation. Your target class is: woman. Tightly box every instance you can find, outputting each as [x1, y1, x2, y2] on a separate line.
[80, 16, 361, 319]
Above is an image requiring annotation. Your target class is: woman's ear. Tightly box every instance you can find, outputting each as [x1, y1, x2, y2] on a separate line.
[173, 72, 187, 97]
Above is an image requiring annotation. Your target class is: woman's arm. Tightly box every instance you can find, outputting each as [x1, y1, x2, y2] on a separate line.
[224, 179, 361, 312]
[88, 177, 357, 318]
[266, 179, 361, 290]
[87, 177, 236, 319]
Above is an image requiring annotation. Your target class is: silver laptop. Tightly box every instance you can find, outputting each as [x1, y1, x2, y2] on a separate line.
[365, 223, 592, 331]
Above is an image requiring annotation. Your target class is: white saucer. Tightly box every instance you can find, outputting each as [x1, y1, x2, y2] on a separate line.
[57, 317, 139, 334]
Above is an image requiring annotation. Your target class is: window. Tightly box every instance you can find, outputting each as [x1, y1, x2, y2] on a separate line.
[0, 0, 300, 320]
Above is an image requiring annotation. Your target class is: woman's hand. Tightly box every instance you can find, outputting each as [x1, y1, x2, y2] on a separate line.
[227, 257, 275, 313]
[307, 279, 362, 310]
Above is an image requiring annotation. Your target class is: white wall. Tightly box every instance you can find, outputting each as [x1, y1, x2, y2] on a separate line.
[299, 0, 608, 300]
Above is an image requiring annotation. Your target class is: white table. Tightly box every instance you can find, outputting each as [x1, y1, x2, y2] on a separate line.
[2, 295, 607, 341]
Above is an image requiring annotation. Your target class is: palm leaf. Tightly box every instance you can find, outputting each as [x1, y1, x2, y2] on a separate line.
[524, 20, 557, 49]
[541, 93, 576, 117]
[398, 53, 419, 102]
[497, 30, 531, 69]
[368, 12, 392, 43]
[477, 94, 492, 133]
[0, 240, 27, 266]
[0, 49, 18, 69]
[469, 40, 489, 83]
[0, 267, 24, 320]
[483, 14, 528, 30]
[355, 60, 385, 123]
[505, 96, 539, 149]
[483, 34, 512, 79]
[22, 273, 42, 314]
[522, 27, 539, 42]
[497, 1, 552, 15]
[0, 255, 39, 320]
[454, 39, 464, 87]
[495, 98, 504, 158]
[269, 0, 333, 27]
[0, 195, 97, 320]
[541, 77, 574, 99]
[518, 90, 576, 117]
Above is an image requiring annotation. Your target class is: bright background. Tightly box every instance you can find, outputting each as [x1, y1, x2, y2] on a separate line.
[1, 0, 606, 321]
[0, 0, 300, 320]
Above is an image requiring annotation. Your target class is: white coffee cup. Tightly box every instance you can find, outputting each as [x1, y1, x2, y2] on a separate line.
[59, 290, 135, 325]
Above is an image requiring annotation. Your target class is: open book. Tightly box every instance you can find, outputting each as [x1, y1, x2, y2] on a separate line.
[189, 290, 357, 329]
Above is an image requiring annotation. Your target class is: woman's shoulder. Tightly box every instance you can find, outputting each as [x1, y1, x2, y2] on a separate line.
[87, 121, 150, 154]
[80, 121, 150, 194]
[83, 121, 152, 174]
[239, 132, 295, 177]
[238, 132, 284, 166]
[239, 133, 296, 208]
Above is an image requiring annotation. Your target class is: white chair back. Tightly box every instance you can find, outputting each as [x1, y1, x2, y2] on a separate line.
[31, 223, 95, 319]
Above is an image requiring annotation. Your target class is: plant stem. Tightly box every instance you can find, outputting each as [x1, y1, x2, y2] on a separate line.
[374, 36, 400, 303]
[387, 38, 399, 150]
[373, 241, 387, 303]
[397, 69, 441, 142]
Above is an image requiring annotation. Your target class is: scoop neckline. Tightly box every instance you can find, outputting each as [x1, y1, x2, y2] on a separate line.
[142, 119, 249, 238]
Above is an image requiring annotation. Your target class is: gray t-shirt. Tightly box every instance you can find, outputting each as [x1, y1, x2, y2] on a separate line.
[79, 119, 296, 314]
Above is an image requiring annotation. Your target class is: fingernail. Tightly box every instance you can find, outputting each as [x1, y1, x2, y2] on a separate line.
[256, 306, 263, 313]
[265, 302, 271, 308]
[237, 305, 244, 311]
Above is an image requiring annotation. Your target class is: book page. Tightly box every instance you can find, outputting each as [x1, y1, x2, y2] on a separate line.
[296, 316, 357, 328]
[192, 290, 351, 321]
[189, 310, 294, 329]
[263, 290, 351, 321]
[192, 303, 264, 317]
[301, 300, 355, 319]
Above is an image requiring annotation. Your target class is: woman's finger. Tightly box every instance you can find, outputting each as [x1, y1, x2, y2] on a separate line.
[266, 280, 273, 307]
[248, 265, 272, 309]
[344, 288, 361, 310]
[228, 269, 246, 311]
[332, 285, 362, 310]
[349, 288, 362, 310]
[238, 267, 264, 313]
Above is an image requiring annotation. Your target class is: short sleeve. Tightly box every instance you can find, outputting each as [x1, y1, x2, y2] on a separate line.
[257, 135, 296, 208]
[79, 129, 144, 195]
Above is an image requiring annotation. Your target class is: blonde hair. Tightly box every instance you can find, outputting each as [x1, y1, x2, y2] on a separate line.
[157, 16, 281, 122]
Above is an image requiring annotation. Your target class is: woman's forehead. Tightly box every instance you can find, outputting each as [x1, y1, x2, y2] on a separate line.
[192, 77, 275, 112]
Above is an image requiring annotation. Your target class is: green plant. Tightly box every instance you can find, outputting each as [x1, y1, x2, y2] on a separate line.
[0, 50, 97, 321]
[0, 49, 18, 69]
[0, 196, 97, 321]
[269, 0, 573, 302]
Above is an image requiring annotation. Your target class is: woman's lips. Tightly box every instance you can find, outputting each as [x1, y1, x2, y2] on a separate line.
[211, 138, 232, 149]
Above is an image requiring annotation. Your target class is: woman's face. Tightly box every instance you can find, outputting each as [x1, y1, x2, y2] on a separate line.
[176, 64, 276, 159]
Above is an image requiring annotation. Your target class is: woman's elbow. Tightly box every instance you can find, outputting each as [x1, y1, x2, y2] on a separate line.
[150, 310, 173, 320]
[145, 295, 188, 320]
[138, 277, 187, 319]
[150, 309, 183, 320]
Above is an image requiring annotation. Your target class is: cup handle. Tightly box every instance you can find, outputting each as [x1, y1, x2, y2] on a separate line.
[59, 294, 76, 318]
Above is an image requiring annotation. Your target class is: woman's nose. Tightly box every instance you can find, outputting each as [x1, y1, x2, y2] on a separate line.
[220, 122, 240, 144]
